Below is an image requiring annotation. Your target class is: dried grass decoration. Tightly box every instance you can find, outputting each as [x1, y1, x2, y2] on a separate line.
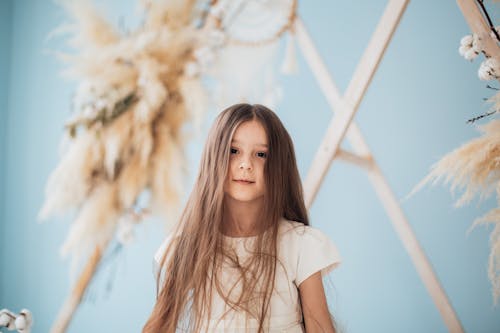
[409, 1, 500, 304]
[41, 0, 299, 265]
[41, 1, 215, 331]
[409, 81, 500, 304]
[409, 117, 500, 304]
[40, 0, 209, 282]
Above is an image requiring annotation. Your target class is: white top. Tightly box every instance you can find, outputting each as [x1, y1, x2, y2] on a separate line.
[153, 218, 342, 332]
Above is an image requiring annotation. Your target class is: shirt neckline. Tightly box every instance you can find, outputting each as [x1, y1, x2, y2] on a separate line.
[220, 217, 288, 240]
[221, 233, 259, 240]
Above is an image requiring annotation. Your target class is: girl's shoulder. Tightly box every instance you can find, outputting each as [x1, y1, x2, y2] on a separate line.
[154, 233, 179, 267]
[278, 218, 342, 286]
[278, 218, 329, 241]
[277, 218, 339, 254]
[154, 235, 170, 265]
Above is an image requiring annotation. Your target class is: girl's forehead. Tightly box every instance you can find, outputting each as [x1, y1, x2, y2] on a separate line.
[232, 120, 268, 146]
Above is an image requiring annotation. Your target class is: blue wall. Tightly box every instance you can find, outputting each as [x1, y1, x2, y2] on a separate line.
[1, 0, 499, 332]
[0, 0, 13, 305]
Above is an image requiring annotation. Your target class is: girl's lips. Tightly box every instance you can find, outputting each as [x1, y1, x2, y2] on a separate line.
[234, 180, 254, 184]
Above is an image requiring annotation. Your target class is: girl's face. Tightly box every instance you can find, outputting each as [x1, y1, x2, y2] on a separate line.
[224, 120, 268, 203]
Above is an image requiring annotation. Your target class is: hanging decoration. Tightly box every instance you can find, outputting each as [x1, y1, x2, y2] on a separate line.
[201, 0, 298, 108]
[44, 2, 209, 329]
[410, 0, 500, 304]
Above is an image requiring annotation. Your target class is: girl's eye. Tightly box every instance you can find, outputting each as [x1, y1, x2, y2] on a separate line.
[257, 152, 267, 158]
[230, 148, 238, 154]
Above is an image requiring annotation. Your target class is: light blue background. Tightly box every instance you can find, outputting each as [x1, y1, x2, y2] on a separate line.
[1, 0, 500, 332]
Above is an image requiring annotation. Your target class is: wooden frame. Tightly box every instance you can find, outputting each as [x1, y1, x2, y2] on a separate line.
[296, 0, 464, 331]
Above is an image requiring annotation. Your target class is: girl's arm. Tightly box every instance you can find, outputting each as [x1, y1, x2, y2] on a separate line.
[298, 271, 336, 333]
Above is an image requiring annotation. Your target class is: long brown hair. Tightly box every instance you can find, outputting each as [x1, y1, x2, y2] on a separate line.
[142, 103, 308, 332]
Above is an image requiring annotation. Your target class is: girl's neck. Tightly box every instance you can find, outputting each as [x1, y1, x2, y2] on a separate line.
[222, 197, 264, 237]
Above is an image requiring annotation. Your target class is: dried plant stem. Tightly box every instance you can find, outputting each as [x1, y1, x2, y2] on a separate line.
[475, 0, 500, 42]
[50, 244, 107, 333]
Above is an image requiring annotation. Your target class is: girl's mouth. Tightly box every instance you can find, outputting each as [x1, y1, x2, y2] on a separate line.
[234, 179, 254, 184]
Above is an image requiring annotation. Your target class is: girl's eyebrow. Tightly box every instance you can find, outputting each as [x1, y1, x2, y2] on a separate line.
[231, 139, 268, 148]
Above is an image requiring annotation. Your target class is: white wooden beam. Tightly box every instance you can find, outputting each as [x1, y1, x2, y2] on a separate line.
[335, 149, 374, 170]
[366, 163, 464, 332]
[295, 0, 465, 331]
[298, 0, 411, 206]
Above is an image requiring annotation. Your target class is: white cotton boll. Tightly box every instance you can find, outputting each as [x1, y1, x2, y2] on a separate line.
[15, 315, 26, 330]
[478, 59, 497, 80]
[478, 63, 491, 80]
[0, 312, 12, 327]
[0, 311, 15, 330]
[459, 34, 482, 58]
[459, 44, 468, 56]
[460, 34, 473, 46]
[464, 48, 478, 61]
[17, 309, 32, 332]
[483, 57, 500, 78]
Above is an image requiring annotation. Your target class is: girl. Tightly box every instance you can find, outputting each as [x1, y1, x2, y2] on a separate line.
[143, 103, 341, 332]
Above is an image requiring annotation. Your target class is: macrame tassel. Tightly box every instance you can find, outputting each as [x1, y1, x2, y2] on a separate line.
[281, 30, 298, 75]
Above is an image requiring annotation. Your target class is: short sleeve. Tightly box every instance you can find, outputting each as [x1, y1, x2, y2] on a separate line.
[153, 235, 173, 282]
[295, 226, 342, 286]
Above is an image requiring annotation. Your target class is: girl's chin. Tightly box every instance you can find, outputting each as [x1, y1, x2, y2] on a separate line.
[225, 193, 264, 203]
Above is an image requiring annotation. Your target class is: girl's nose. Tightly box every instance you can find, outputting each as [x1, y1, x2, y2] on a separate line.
[239, 160, 252, 170]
